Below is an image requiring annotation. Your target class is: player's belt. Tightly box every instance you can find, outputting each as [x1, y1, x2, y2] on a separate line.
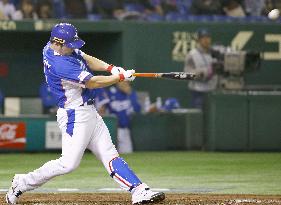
[80, 99, 94, 106]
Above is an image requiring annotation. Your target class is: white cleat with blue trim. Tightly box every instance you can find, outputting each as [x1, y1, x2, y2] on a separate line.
[5, 174, 24, 204]
[132, 183, 165, 205]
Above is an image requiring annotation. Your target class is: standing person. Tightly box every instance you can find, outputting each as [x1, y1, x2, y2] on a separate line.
[5, 23, 165, 205]
[106, 81, 141, 154]
[183, 28, 218, 108]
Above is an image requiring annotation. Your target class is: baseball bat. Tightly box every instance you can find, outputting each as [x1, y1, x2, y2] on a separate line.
[133, 72, 198, 81]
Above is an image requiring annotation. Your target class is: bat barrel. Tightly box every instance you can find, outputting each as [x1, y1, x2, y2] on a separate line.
[133, 72, 197, 80]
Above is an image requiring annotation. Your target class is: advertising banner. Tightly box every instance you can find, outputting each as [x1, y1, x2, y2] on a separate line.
[45, 121, 61, 149]
[0, 122, 26, 149]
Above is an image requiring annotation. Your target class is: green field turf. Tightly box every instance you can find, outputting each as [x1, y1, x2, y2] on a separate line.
[0, 152, 280, 195]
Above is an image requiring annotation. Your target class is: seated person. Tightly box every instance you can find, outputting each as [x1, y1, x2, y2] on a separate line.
[91, 87, 110, 116]
[106, 81, 141, 154]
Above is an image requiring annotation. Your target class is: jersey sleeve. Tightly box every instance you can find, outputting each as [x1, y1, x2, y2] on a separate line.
[55, 58, 93, 87]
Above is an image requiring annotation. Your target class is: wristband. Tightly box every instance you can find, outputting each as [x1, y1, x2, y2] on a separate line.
[106, 64, 114, 72]
[119, 74, 125, 82]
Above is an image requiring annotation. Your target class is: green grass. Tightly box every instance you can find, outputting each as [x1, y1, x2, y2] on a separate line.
[0, 152, 281, 195]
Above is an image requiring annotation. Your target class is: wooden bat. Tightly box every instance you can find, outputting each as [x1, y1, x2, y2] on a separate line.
[133, 72, 198, 81]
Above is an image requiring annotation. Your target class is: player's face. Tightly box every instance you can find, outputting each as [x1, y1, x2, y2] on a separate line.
[60, 45, 74, 55]
[199, 36, 212, 50]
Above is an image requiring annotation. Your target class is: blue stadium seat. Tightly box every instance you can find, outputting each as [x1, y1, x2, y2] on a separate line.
[165, 12, 185, 21]
[145, 13, 164, 22]
[88, 14, 103, 21]
[124, 3, 144, 12]
[241, 16, 268, 23]
[211, 15, 227, 22]
[183, 15, 211, 22]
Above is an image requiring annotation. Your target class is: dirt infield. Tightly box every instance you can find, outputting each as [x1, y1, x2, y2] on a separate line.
[1, 193, 281, 205]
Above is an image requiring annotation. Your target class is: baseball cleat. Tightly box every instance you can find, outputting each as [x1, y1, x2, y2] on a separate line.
[132, 183, 165, 204]
[5, 174, 24, 204]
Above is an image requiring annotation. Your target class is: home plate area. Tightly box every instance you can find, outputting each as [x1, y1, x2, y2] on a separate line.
[1, 193, 281, 205]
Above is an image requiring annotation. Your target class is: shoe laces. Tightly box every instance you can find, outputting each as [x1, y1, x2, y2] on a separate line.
[15, 190, 22, 198]
[12, 179, 22, 197]
[140, 187, 152, 197]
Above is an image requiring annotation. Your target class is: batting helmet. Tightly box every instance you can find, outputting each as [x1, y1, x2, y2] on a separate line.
[162, 98, 180, 111]
[50, 23, 85, 49]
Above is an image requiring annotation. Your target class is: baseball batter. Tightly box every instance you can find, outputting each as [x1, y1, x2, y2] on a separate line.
[5, 23, 165, 205]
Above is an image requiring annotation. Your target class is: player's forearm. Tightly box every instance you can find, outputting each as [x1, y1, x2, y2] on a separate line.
[85, 75, 120, 89]
[83, 54, 109, 72]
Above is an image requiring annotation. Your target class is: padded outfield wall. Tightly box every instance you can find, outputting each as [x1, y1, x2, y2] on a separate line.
[0, 20, 281, 106]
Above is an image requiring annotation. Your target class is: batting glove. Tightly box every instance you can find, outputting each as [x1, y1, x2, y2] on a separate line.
[107, 65, 126, 75]
[119, 69, 136, 82]
[74, 49, 85, 57]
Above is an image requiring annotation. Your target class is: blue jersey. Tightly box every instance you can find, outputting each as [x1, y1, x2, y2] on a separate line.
[91, 88, 110, 110]
[39, 81, 57, 107]
[42, 43, 94, 108]
[106, 86, 141, 128]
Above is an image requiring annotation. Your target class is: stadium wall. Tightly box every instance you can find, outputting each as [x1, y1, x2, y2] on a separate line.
[0, 116, 117, 152]
[205, 91, 281, 151]
[0, 20, 281, 106]
[1, 92, 280, 152]
[0, 20, 280, 151]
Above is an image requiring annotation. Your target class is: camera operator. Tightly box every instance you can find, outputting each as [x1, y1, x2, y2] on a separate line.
[183, 28, 218, 109]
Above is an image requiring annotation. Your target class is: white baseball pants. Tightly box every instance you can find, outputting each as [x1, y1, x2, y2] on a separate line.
[18, 105, 120, 192]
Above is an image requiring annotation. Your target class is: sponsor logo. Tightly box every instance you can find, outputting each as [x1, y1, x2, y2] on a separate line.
[172, 31, 196, 62]
[0, 122, 26, 149]
[172, 30, 281, 62]
[34, 20, 56, 31]
[45, 121, 61, 149]
[0, 21, 16, 30]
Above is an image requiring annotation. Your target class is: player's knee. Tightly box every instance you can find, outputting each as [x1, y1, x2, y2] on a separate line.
[59, 159, 80, 174]
[63, 162, 79, 173]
